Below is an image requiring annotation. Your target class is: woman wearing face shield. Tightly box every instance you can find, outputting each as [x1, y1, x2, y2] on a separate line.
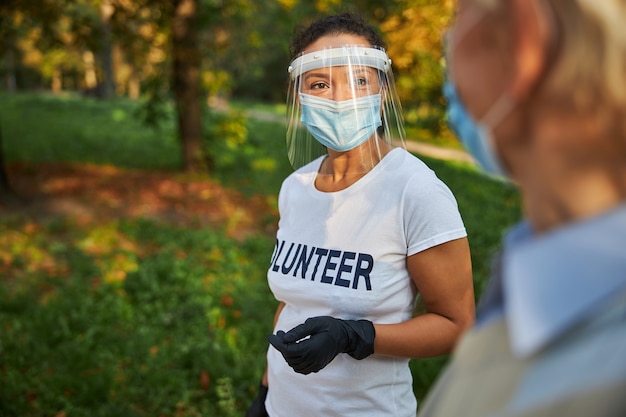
[417, 1, 626, 417]
[245, 12, 475, 417]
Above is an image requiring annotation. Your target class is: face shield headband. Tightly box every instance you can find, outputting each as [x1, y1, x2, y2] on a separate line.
[285, 45, 406, 171]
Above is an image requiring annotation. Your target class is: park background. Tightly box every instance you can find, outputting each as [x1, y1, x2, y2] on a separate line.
[0, 0, 522, 416]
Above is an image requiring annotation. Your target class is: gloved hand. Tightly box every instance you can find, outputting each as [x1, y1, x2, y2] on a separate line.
[245, 382, 268, 417]
[267, 316, 375, 375]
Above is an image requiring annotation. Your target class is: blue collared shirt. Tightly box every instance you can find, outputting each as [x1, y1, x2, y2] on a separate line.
[477, 203, 626, 358]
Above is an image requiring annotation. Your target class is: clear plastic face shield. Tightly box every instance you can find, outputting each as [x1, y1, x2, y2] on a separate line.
[286, 45, 406, 171]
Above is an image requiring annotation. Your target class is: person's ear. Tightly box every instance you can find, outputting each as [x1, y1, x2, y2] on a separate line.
[380, 86, 387, 114]
[507, 0, 554, 102]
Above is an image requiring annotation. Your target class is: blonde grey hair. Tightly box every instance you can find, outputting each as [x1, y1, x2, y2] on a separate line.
[475, 0, 626, 112]
[546, 0, 626, 111]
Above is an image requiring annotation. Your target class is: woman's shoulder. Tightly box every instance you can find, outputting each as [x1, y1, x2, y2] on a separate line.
[280, 156, 324, 188]
[383, 147, 438, 181]
[383, 148, 460, 201]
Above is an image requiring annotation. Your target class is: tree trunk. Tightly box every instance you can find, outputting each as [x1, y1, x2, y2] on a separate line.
[0, 118, 16, 201]
[4, 46, 17, 92]
[172, 0, 206, 173]
[99, 0, 116, 99]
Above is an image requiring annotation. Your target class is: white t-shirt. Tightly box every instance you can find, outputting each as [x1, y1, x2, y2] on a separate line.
[266, 148, 467, 417]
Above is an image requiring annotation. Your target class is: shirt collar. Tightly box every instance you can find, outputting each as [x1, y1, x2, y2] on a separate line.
[502, 203, 626, 357]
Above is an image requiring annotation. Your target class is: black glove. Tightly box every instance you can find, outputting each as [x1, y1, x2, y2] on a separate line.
[267, 316, 375, 375]
[245, 382, 268, 417]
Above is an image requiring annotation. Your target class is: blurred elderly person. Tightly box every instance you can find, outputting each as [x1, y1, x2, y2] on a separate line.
[417, 0, 626, 416]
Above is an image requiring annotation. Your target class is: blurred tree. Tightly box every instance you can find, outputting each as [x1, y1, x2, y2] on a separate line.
[172, 0, 204, 172]
[0, 117, 13, 200]
[0, 0, 114, 93]
[0, 0, 70, 201]
[222, 0, 292, 102]
[98, 0, 116, 98]
[108, 1, 168, 99]
[0, 0, 67, 90]
[113, 0, 243, 172]
[380, 0, 454, 136]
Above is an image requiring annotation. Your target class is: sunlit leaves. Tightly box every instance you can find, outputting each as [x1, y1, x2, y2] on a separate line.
[378, 0, 455, 138]
[78, 223, 138, 256]
[203, 69, 233, 98]
[277, 0, 298, 10]
[0, 222, 69, 285]
[315, 0, 342, 13]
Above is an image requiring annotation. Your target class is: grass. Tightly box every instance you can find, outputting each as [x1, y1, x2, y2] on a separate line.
[1, 92, 181, 171]
[0, 92, 522, 415]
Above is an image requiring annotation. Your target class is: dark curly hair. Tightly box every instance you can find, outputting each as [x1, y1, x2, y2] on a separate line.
[289, 12, 386, 60]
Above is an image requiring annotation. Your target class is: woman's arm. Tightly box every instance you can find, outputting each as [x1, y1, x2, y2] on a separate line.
[373, 237, 475, 357]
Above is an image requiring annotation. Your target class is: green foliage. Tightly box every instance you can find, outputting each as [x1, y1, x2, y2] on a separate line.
[0, 218, 276, 416]
[134, 76, 176, 130]
[204, 108, 292, 196]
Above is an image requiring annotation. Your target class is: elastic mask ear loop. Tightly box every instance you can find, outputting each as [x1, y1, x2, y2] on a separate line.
[446, 6, 516, 131]
[444, 7, 512, 178]
[479, 94, 516, 132]
[481, 0, 561, 143]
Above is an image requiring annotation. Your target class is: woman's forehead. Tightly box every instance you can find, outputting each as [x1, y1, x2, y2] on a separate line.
[303, 65, 379, 76]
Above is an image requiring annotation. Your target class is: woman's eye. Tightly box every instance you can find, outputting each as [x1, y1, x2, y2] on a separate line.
[356, 78, 369, 87]
[310, 82, 328, 89]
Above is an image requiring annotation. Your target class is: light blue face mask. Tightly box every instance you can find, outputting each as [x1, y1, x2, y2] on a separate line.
[299, 93, 382, 152]
[443, 78, 509, 177]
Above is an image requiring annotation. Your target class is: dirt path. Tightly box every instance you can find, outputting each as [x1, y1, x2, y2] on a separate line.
[402, 140, 474, 165]
[0, 163, 277, 240]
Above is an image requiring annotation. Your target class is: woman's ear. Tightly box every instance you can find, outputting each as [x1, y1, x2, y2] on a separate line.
[380, 87, 387, 115]
[507, 0, 554, 101]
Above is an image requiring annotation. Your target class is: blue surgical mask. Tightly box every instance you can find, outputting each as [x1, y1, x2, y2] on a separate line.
[443, 78, 509, 177]
[300, 93, 382, 152]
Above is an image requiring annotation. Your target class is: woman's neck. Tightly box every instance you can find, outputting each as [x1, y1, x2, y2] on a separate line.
[315, 137, 394, 192]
